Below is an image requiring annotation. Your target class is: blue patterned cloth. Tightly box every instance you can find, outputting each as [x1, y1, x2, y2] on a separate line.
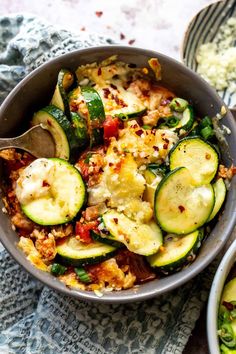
[0, 14, 216, 354]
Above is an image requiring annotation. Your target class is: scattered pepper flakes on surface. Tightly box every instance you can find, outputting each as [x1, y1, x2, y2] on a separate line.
[128, 39, 136, 45]
[95, 11, 103, 18]
[120, 33, 125, 40]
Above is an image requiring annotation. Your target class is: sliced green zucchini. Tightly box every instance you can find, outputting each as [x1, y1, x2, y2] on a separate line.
[147, 230, 201, 272]
[169, 137, 219, 185]
[102, 210, 163, 256]
[32, 105, 79, 160]
[81, 86, 105, 147]
[90, 230, 123, 248]
[56, 236, 117, 266]
[17, 158, 86, 225]
[155, 167, 215, 234]
[208, 178, 226, 221]
[95, 81, 146, 118]
[170, 97, 189, 113]
[177, 106, 195, 132]
[71, 112, 89, 147]
[51, 69, 74, 118]
[143, 169, 162, 208]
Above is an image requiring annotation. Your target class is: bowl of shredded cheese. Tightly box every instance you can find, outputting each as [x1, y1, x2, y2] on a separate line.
[182, 0, 236, 108]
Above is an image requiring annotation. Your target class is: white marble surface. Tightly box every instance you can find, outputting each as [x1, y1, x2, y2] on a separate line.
[1, 0, 215, 60]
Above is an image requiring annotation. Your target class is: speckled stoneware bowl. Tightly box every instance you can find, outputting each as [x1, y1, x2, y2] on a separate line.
[182, 0, 236, 108]
[207, 239, 236, 354]
[0, 46, 236, 303]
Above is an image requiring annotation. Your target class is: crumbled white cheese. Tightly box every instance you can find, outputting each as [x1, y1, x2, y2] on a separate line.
[196, 17, 236, 92]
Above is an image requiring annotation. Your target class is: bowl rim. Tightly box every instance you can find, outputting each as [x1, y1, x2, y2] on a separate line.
[207, 238, 236, 354]
[180, 0, 223, 63]
[0, 45, 236, 303]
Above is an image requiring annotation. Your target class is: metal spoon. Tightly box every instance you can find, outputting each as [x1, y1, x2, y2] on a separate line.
[0, 125, 55, 158]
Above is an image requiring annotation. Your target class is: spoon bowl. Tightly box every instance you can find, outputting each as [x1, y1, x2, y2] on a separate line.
[0, 125, 55, 158]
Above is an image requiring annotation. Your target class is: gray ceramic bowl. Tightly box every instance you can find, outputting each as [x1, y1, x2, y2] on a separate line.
[207, 239, 236, 354]
[0, 46, 236, 303]
[182, 0, 236, 108]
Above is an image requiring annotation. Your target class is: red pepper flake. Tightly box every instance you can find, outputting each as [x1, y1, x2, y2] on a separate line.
[42, 180, 50, 187]
[113, 218, 118, 224]
[120, 33, 125, 40]
[153, 146, 159, 151]
[80, 26, 86, 31]
[135, 129, 143, 136]
[163, 138, 169, 143]
[109, 162, 114, 167]
[103, 87, 110, 98]
[97, 67, 102, 76]
[128, 39, 136, 45]
[95, 11, 103, 17]
[163, 143, 168, 149]
[110, 83, 117, 90]
[178, 205, 185, 213]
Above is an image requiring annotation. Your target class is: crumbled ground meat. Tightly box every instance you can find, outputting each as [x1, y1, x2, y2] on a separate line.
[51, 224, 73, 239]
[11, 211, 34, 234]
[34, 231, 57, 262]
[218, 164, 236, 180]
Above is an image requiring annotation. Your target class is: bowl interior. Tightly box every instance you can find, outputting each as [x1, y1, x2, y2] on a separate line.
[0, 46, 236, 303]
[182, 0, 236, 108]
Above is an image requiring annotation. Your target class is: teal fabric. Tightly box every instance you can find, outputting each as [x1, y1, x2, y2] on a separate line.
[0, 14, 216, 354]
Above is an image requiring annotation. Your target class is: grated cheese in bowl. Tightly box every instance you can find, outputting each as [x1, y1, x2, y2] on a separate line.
[196, 17, 236, 92]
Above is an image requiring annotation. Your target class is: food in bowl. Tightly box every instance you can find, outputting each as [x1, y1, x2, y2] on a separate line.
[218, 265, 236, 353]
[1, 56, 234, 293]
[196, 17, 236, 93]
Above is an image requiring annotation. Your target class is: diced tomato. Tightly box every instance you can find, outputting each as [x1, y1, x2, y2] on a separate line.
[77, 160, 89, 181]
[103, 115, 119, 140]
[75, 221, 98, 244]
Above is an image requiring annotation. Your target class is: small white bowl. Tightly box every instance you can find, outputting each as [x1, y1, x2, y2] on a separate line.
[207, 238, 236, 354]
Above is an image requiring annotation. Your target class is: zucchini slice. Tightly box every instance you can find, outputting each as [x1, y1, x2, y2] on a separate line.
[95, 82, 146, 118]
[102, 210, 163, 256]
[143, 169, 162, 208]
[32, 105, 79, 160]
[208, 178, 227, 221]
[71, 112, 89, 147]
[56, 236, 117, 266]
[169, 137, 218, 185]
[90, 230, 123, 248]
[147, 230, 201, 272]
[17, 158, 86, 225]
[155, 167, 215, 234]
[81, 86, 105, 147]
[51, 69, 74, 118]
[177, 106, 194, 132]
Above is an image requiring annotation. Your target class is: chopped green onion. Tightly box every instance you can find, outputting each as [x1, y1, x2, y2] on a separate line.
[84, 152, 93, 164]
[166, 116, 180, 127]
[220, 343, 236, 353]
[148, 163, 168, 177]
[75, 267, 91, 283]
[115, 113, 129, 121]
[170, 98, 188, 112]
[218, 323, 236, 348]
[199, 116, 213, 129]
[51, 263, 67, 276]
[200, 126, 214, 140]
[142, 125, 152, 130]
